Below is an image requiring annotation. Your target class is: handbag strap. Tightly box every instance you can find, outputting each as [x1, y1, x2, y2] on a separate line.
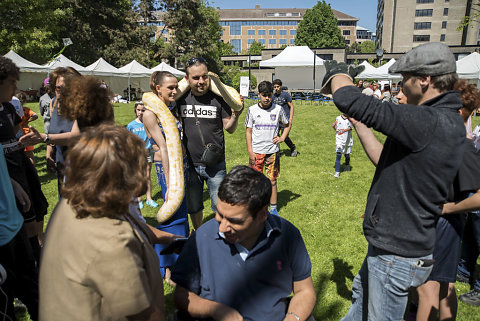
[191, 100, 207, 148]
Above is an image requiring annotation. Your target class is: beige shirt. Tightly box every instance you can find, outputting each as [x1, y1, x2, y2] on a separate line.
[39, 199, 164, 321]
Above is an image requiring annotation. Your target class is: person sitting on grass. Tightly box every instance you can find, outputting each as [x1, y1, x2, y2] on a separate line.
[127, 101, 159, 210]
[332, 113, 353, 178]
[245, 81, 290, 216]
[171, 165, 316, 321]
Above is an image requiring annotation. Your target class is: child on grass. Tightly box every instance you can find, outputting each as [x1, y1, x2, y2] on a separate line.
[126, 101, 158, 209]
[17, 92, 38, 164]
[245, 81, 291, 216]
[332, 113, 353, 178]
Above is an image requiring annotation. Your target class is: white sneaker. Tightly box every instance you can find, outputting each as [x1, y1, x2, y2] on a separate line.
[334, 171, 340, 178]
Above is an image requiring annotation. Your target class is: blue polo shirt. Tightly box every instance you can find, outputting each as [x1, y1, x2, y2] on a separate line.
[171, 214, 311, 321]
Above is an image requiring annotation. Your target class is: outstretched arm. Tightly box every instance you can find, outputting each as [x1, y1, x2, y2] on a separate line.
[443, 189, 480, 215]
[349, 117, 383, 166]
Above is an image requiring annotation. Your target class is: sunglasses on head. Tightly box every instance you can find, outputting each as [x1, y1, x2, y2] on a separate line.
[186, 57, 207, 68]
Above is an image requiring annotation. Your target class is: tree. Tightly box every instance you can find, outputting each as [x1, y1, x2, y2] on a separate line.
[458, 1, 480, 30]
[246, 40, 265, 55]
[231, 71, 257, 92]
[346, 42, 360, 54]
[295, 1, 345, 48]
[0, 0, 66, 63]
[160, 0, 223, 73]
[218, 41, 236, 56]
[359, 40, 376, 53]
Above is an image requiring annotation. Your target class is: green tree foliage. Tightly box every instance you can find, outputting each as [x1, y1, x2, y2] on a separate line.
[346, 42, 360, 54]
[161, 0, 223, 73]
[231, 71, 257, 92]
[218, 41, 236, 56]
[0, 0, 67, 63]
[246, 40, 265, 55]
[295, 1, 345, 48]
[359, 40, 376, 53]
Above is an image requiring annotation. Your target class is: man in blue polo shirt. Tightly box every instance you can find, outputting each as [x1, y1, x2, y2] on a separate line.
[171, 165, 316, 321]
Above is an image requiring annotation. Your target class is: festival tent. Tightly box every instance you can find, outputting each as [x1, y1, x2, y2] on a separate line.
[42, 54, 87, 73]
[356, 59, 401, 80]
[84, 58, 129, 95]
[150, 62, 185, 77]
[259, 46, 326, 90]
[4, 50, 47, 92]
[117, 60, 152, 100]
[456, 52, 480, 87]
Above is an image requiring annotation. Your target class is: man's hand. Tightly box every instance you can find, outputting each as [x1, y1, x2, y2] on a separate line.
[337, 129, 345, 135]
[19, 126, 44, 146]
[11, 179, 31, 212]
[212, 305, 244, 321]
[320, 61, 364, 95]
[232, 105, 244, 118]
[272, 136, 284, 144]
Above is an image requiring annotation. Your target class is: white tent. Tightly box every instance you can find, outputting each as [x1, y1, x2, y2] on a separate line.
[356, 59, 401, 80]
[150, 62, 185, 77]
[43, 54, 87, 73]
[456, 52, 480, 86]
[85, 58, 121, 76]
[118, 60, 152, 101]
[4, 50, 47, 92]
[260, 46, 326, 90]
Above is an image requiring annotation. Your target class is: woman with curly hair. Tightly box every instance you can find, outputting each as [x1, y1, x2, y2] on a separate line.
[142, 71, 189, 285]
[40, 124, 165, 321]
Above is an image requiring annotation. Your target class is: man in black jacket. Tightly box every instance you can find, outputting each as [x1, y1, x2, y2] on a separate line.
[321, 43, 466, 320]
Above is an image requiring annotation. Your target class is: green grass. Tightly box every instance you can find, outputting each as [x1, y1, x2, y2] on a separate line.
[18, 99, 480, 320]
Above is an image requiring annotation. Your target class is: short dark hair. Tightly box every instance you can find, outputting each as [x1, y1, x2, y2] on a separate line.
[0, 56, 19, 84]
[150, 71, 176, 95]
[430, 72, 459, 92]
[258, 81, 273, 95]
[272, 79, 282, 86]
[185, 57, 208, 76]
[218, 165, 271, 218]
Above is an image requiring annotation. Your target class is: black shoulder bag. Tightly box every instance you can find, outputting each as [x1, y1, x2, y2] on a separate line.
[191, 102, 223, 167]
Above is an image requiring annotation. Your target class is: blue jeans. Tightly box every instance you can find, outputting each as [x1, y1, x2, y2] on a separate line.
[341, 245, 433, 321]
[335, 152, 350, 172]
[457, 210, 480, 291]
[186, 161, 226, 214]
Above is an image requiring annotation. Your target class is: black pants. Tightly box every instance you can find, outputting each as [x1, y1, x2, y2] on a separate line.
[279, 128, 295, 150]
[0, 226, 39, 321]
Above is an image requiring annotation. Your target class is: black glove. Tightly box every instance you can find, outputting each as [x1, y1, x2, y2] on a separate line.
[320, 61, 365, 95]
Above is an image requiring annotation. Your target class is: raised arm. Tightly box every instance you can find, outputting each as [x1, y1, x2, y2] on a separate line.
[174, 286, 243, 321]
[283, 277, 316, 321]
[223, 107, 244, 134]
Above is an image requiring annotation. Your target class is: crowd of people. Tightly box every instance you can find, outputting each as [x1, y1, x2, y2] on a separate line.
[1, 41, 480, 321]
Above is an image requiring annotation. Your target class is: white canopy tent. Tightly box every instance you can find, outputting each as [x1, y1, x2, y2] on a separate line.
[150, 62, 185, 77]
[356, 59, 402, 80]
[456, 52, 480, 87]
[42, 54, 87, 73]
[260, 46, 326, 90]
[85, 58, 130, 96]
[118, 60, 152, 100]
[4, 50, 47, 92]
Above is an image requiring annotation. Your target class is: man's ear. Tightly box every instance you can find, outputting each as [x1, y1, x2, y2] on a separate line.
[418, 76, 431, 89]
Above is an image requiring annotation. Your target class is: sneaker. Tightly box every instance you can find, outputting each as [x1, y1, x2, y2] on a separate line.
[146, 200, 159, 208]
[138, 201, 144, 209]
[459, 289, 480, 306]
[290, 147, 298, 157]
[334, 171, 340, 178]
[457, 272, 471, 284]
[270, 208, 279, 216]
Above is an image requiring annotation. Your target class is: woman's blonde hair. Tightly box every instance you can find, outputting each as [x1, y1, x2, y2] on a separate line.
[62, 124, 148, 219]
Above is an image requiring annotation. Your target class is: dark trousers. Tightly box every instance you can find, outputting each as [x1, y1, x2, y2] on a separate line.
[0, 226, 39, 321]
[458, 211, 480, 290]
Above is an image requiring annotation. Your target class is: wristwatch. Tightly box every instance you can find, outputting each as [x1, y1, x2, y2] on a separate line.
[44, 133, 50, 144]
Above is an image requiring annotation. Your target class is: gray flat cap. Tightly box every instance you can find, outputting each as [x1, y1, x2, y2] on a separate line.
[389, 42, 456, 76]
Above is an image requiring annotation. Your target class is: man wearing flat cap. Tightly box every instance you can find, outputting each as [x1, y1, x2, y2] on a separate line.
[321, 42, 466, 320]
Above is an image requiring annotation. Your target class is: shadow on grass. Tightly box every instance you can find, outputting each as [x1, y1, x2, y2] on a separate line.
[313, 272, 344, 320]
[331, 258, 356, 300]
[277, 189, 301, 210]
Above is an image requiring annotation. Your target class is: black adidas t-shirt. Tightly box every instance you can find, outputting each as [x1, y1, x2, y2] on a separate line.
[177, 91, 231, 166]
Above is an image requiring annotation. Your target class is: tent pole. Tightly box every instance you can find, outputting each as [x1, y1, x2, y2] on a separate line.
[313, 52, 316, 93]
[128, 76, 131, 102]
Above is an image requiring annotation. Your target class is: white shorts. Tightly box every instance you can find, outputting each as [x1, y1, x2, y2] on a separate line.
[336, 145, 352, 154]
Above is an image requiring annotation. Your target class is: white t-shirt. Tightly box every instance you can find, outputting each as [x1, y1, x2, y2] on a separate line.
[362, 88, 374, 96]
[10, 96, 24, 117]
[334, 115, 353, 147]
[373, 89, 382, 99]
[245, 103, 289, 154]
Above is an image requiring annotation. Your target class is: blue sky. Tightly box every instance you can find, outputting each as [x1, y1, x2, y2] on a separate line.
[210, 0, 378, 32]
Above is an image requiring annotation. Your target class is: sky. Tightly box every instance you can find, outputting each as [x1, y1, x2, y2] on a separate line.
[209, 0, 378, 32]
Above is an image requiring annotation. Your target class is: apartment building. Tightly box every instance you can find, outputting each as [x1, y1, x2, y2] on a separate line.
[377, 0, 480, 53]
[218, 5, 359, 53]
[356, 26, 376, 43]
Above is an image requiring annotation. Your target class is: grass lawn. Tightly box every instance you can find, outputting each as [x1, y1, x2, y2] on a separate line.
[18, 99, 480, 320]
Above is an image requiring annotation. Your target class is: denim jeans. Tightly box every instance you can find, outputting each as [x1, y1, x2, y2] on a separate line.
[335, 152, 350, 172]
[457, 210, 480, 291]
[186, 161, 226, 214]
[341, 245, 433, 321]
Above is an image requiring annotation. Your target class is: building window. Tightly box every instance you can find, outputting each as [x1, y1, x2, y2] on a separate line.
[415, 9, 433, 16]
[416, 0, 434, 3]
[258, 39, 266, 45]
[248, 39, 254, 44]
[290, 39, 295, 44]
[269, 30, 277, 35]
[269, 39, 277, 44]
[443, 8, 448, 16]
[414, 22, 432, 29]
[229, 22, 241, 35]
[230, 39, 241, 53]
[345, 39, 350, 44]
[440, 34, 446, 41]
[343, 30, 351, 35]
[290, 29, 297, 35]
[258, 29, 266, 35]
[279, 39, 287, 45]
[413, 35, 430, 42]
[279, 29, 287, 35]
[247, 29, 255, 35]
[442, 21, 447, 28]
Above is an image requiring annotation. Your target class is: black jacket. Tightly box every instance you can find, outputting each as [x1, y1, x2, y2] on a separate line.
[333, 86, 466, 257]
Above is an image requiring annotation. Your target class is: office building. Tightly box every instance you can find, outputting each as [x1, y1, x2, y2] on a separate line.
[377, 0, 480, 53]
[356, 26, 376, 43]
